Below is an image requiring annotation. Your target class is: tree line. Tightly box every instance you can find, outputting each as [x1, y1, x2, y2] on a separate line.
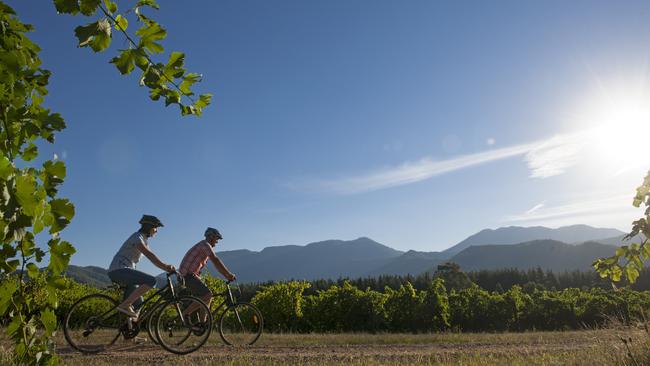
[9, 269, 650, 335]
[234, 264, 650, 302]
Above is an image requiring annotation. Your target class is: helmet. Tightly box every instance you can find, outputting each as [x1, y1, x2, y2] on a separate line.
[139, 214, 164, 227]
[204, 227, 222, 239]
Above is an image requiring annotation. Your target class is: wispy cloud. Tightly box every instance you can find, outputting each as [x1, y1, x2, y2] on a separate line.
[504, 194, 634, 224]
[296, 133, 586, 195]
[525, 203, 545, 215]
[524, 134, 585, 178]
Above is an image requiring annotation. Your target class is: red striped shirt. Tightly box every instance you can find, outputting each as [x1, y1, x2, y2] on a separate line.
[179, 240, 214, 277]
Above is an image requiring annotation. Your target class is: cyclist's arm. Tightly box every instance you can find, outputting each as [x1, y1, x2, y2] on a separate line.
[209, 252, 235, 280]
[137, 241, 175, 272]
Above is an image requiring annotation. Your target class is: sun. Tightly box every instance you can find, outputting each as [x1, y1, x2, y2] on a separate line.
[575, 91, 650, 172]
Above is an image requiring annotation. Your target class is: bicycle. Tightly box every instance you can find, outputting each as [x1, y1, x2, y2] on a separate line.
[63, 271, 212, 355]
[211, 280, 263, 346]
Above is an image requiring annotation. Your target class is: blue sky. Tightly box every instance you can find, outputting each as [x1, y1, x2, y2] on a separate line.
[9, 1, 650, 273]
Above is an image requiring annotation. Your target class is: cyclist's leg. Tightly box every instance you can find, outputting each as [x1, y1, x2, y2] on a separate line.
[182, 274, 212, 321]
[108, 269, 156, 315]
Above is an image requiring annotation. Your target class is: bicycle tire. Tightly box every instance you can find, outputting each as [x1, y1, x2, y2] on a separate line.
[63, 293, 122, 354]
[154, 295, 212, 355]
[218, 302, 263, 346]
[145, 301, 166, 345]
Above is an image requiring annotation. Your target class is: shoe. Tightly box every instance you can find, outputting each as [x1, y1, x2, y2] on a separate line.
[116, 305, 139, 319]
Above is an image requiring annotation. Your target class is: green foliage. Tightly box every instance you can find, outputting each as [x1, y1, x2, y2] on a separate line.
[0, 3, 76, 363]
[55, 0, 212, 116]
[594, 169, 650, 285]
[252, 281, 310, 331]
[0, 1, 211, 363]
[421, 278, 450, 331]
[302, 281, 388, 332]
[434, 262, 474, 291]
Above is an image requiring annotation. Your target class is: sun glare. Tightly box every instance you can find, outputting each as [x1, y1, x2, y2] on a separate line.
[577, 93, 650, 172]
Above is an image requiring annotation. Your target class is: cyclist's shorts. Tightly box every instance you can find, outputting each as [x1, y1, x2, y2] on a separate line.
[183, 274, 212, 298]
[108, 268, 156, 288]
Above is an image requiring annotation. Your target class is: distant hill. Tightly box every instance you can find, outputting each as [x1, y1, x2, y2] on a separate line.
[65, 265, 111, 287]
[68, 225, 629, 284]
[214, 237, 403, 282]
[366, 250, 446, 276]
[449, 240, 618, 272]
[443, 225, 624, 256]
[590, 233, 645, 246]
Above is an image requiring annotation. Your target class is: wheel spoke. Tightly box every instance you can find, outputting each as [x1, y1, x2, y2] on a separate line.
[155, 296, 212, 354]
[218, 302, 263, 346]
[64, 294, 122, 354]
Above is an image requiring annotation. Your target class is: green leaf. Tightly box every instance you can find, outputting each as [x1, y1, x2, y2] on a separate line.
[626, 265, 640, 283]
[47, 276, 67, 290]
[611, 265, 622, 282]
[110, 49, 135, 75]
[40, 309, 57, 336]
[137, 0, 160, 9]
[164, 51, 185, 79]
[140, 66, 161, 88]
[115, 14, 128, 31]
[179, 73, 201, 95]
[136, 22, 166, 54]
[133, 48, 149, 70]
[43, 160, 66, 180]
[49, 199, 75, 233]
[80, 0, 101, 15]
[22, 143, 38, 162]
[41, 160, 66, 197]
[15, 174, 39, 217]
[54, 0, 80, 14]
[48, 239, 75, 274]
[164, 90, 180, 106]
[196, 93, 212, 109]
[26, 263, 39, 279]
[0, 280, 17, 315]
[0, 156, 14, 180]
[6, 312, 21, 337]
[75, 19, 112, 52]
[103, 0, 118, 13]
[44, 113, 66, 132]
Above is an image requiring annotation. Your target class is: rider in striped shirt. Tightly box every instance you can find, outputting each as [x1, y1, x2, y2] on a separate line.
[179, 227, 236, 316]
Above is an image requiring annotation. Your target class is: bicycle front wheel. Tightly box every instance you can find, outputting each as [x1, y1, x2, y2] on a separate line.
[154, 296, 212, 355]
[218, 302, 263, 346]
[63, 294, 122, 354]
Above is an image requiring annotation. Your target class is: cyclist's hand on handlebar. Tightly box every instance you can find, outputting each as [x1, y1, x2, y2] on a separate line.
[226, 273, 236, 282]
[165, 264, 176, 273]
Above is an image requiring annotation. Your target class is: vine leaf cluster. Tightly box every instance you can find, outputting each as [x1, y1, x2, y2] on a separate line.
[55, 0, 212, 116]
[0, 2, 75, 364]
[594, 170, 650, 285]
[0, 0, 211, 364]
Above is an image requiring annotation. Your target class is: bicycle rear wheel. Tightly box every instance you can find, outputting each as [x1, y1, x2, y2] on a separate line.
[145, 302, 166, 345]
[154, 296, 212, 355]
[218, 302, 263, 346]
[63, 294, 122, 354]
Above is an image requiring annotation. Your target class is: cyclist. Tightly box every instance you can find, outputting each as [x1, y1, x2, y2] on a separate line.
[107, 215, 176, 318]
[179, 227, 236, 317]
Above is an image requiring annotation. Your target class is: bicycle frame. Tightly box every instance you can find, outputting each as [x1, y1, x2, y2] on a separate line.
[210, 281, 239, 316]
[97, 272, 185, 326]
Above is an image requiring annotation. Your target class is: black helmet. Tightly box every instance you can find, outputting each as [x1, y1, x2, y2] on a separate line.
[204, 227, 222, 239]
[139, 214, 164, 227]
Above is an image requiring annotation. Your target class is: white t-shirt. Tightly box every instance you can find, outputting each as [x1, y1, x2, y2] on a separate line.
[108, 231, 148, 271]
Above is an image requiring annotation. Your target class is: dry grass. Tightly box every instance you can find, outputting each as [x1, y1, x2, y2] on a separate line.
[2, 327, 650, 365]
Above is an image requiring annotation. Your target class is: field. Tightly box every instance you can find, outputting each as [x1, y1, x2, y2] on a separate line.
[2, 328, 648, 366]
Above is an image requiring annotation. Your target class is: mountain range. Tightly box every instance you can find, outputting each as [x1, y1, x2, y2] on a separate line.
[66, 224, 635, 285]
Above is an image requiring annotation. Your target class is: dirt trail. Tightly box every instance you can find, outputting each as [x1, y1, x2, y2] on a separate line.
[56, 331, 625, 365]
